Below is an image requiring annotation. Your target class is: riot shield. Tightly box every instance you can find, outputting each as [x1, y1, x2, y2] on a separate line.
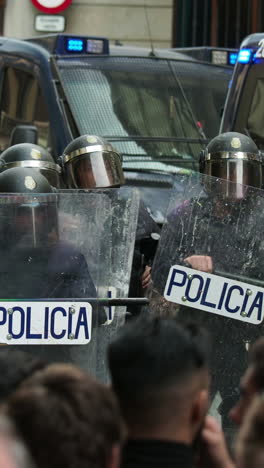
[151, 172, 264, 432]
[0, 188, 139, 382]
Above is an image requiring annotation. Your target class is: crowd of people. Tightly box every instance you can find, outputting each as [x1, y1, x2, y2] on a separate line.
[0, 315, 262, 468]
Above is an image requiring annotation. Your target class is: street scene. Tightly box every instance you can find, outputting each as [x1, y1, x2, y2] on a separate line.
[0, 0, 262, 467]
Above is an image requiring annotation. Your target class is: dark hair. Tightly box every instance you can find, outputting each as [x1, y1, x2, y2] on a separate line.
[236, 395, 264, 468]
[249, 338, 264, 390]
[4, 363, 124, 468]
[108, 315, 209, 411]
[0, 349, 46, 400]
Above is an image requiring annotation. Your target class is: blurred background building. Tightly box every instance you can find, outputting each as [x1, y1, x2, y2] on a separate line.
[173, 0, 264, 48]
[2, 0, 173, 48]
[0, 0, 263, 48]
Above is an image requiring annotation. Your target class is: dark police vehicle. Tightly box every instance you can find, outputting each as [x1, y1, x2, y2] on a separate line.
[0, 34, 233, 221]
[221, 33, 264, 151]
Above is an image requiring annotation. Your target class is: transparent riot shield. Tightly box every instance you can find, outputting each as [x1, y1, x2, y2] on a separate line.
[151, 172, 264, 434]
[0, 188, 139, 382]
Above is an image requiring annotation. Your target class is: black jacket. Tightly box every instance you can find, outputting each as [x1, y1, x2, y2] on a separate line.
[0, 242, 96, 299]
[121, 439, 194, 468]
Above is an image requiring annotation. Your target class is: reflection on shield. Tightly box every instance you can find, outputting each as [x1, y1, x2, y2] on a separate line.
[151, 173, 264, 434]
[0, 188, 140, 383]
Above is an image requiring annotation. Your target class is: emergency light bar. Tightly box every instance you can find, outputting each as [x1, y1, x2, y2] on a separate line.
[55, 35, 109, 55]
[228, 52, 238, 65]
[211, 49, 238, 66]
[237, 49, 252, 64]
[211, 50, 228, 65]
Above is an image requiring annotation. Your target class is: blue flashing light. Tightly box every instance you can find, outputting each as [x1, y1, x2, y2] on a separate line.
[228, 52, 238, 65]
[237, 49, 252, 64]
[55, 35, 110, 55]
[66, 38, 84, 52]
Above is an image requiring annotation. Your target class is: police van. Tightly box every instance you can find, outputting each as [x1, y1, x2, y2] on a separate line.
[220, 33, 264, 149]
[0, 34, 233, 221]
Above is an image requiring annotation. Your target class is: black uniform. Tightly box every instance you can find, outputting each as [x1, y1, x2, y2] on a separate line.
[61, 134, 160, 316]
[0, 166, 100, 318]
[0, 242, 96, 300]
[153, 132, 264, 429]
[153, 189, 264, 424]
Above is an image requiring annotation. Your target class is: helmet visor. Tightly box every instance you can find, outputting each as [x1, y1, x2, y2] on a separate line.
[66, 151, 125, 189]
[203, 155, 262, 200]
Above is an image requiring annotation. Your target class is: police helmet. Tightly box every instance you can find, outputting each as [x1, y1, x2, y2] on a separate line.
[0, 167, 57, 248]
[199, 132, 262, 199]
[0, 167, 54, 193]
[62, 135, 125, 189]
[0, 143, 62, 188]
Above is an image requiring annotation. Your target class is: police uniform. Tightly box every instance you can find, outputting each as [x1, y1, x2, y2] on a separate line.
[62, 135, 160, 315]
[0, 167, 98, 313]
[153, 132, 264, 428]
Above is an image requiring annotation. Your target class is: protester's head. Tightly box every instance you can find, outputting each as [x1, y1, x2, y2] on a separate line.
[230, 337, 264, 426]
[3, 363, 124, 468]
[0, 349, 46, 401]
[0, 414, 35, 468]
[235, 394, 264, 468]
[108, 315, 210, 444]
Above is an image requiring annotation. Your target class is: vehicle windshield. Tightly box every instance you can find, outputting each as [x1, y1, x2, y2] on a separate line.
[57, 56, 231, 173]
[247, 76, 264, 149]
[230, 62, 264, 150]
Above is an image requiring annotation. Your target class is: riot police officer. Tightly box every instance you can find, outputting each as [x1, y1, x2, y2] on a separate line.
[200, 131, 262, 201]
[0, 166, 110, 375]
[0, 166, 96, 300]
[0, 143, 62, 188]
[152, 132, 264, 432]
[62, 135, 160, 314]
[62, 135, 124, 189]
[183, 132, 263, 272]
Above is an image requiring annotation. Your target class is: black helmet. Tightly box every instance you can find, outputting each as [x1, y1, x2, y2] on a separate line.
[0, 143, 62, 188]
[0, 167, 57, 248]
[62, 135, 125, 189]
[0, 167, 53, 194]
[199, 132, 262, 199]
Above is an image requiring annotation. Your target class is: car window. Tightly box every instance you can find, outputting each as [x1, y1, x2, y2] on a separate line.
[0, 67, 50, 150]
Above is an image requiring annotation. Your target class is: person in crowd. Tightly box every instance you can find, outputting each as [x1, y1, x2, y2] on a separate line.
[0, 413, 35, 468]
[108, 314, 210, 468]
[235, 393, 264, 468]
[2, 363, 124, 468]
[196, 415, 235, 468]
[230, 336, 264, 426]
[195, 336, 264, 468]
